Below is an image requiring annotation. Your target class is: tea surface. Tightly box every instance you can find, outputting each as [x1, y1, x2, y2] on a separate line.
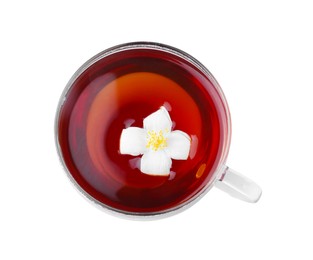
[58, 48, 227, 214]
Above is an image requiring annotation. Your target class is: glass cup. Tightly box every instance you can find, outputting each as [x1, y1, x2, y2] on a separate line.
[55, 42, 262, 218]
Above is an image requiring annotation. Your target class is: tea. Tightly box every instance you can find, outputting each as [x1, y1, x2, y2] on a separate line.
[57, 46, 229, 214]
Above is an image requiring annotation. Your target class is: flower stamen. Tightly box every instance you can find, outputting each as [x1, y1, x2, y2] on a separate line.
[146, 130, 167, 151]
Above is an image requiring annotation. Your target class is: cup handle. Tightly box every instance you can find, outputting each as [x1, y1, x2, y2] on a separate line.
[215, 166, 262, 203]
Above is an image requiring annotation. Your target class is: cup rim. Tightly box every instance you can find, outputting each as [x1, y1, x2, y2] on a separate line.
[55, 41, 232, 219]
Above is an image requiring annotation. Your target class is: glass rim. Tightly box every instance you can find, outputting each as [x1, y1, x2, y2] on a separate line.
[54, 41, 232, 219]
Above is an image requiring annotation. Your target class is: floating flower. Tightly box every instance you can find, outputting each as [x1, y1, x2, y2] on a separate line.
[119, 106, 191, 176]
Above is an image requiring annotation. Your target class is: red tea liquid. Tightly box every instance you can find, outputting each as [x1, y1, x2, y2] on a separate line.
[58, 46, 229, 214]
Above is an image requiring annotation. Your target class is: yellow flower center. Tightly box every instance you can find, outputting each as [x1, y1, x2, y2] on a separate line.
[146, 130, 167, 151]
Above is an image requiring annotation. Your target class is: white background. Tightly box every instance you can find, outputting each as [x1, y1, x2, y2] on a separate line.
[1, 1, 312, 259]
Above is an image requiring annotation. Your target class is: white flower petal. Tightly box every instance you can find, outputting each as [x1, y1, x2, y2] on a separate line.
[166, 130, 191, 160]
[140, 150, 172, 176]
[143, 106, 172, 132]
[119, 127, 147, 156]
